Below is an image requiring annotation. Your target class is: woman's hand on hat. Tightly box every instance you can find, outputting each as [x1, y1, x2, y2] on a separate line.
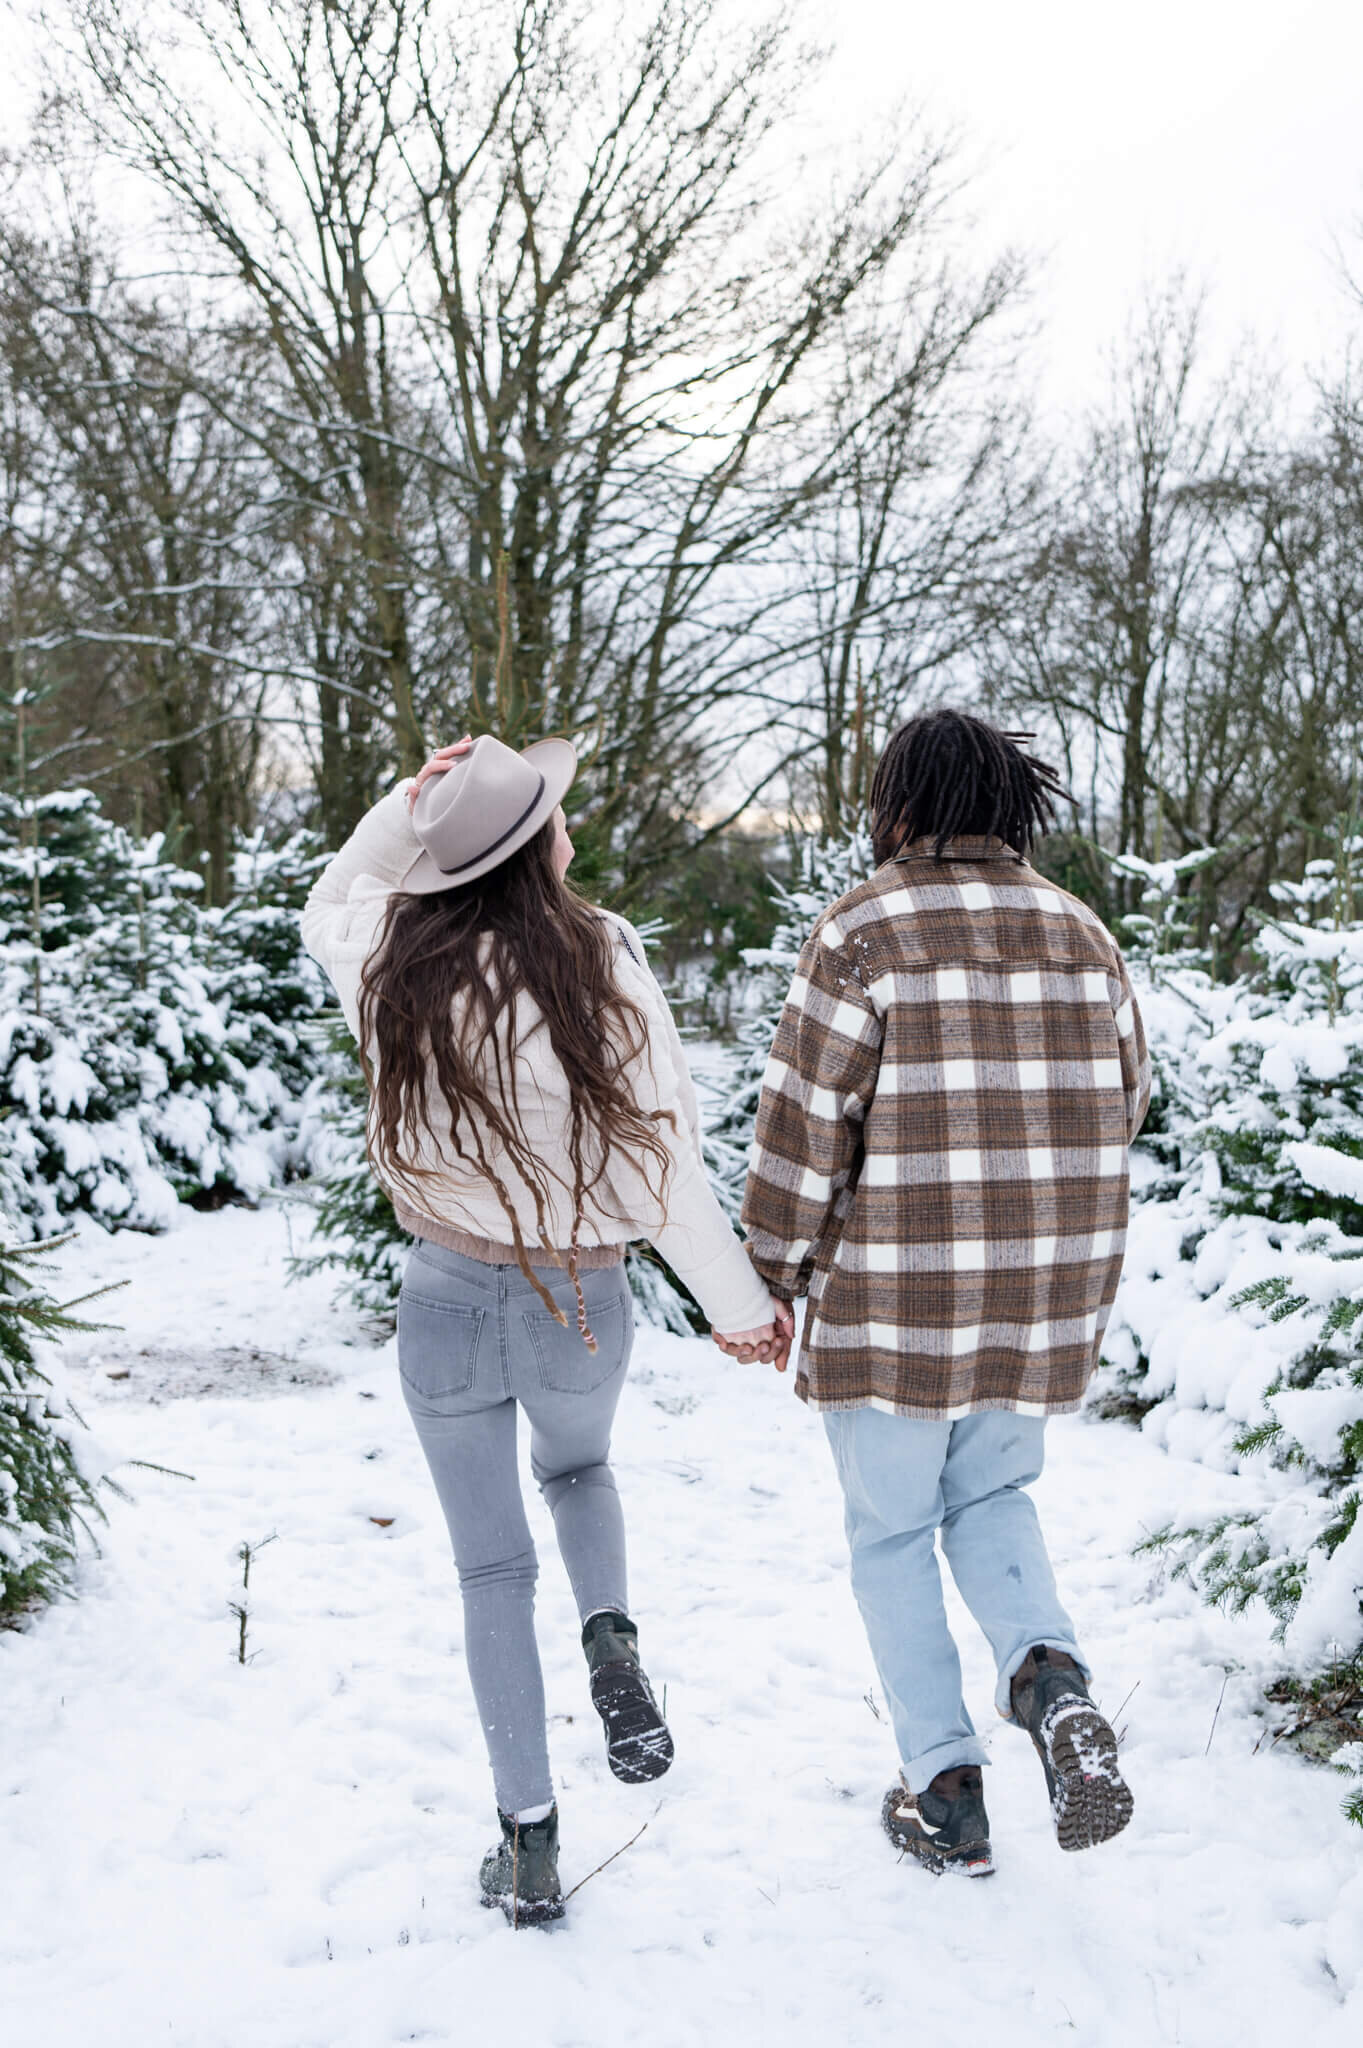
[407, 737, 474, 809]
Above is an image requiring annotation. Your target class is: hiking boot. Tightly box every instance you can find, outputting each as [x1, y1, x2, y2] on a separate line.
[881, 1766, 995, 1877]
[582, 1610, 674, 1784]
[1010, 1645, 1133, 1852]
[479, 1806, 565, 1928]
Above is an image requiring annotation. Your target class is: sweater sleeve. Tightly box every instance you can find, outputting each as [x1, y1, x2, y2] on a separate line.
[740, 916, 883, 1299]
[604, 954, 777, 1334]
[300, 784, 419, 977]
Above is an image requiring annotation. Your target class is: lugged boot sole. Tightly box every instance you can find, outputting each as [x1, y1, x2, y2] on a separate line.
[1037, 1700, 1134, 1852]
[590, 1662, 675, 1784]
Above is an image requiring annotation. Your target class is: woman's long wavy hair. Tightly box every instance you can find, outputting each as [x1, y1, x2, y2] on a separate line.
[358, 819, 673, 1342]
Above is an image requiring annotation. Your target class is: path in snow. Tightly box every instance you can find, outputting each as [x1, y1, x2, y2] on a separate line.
[3, 1208, 1361, 2048]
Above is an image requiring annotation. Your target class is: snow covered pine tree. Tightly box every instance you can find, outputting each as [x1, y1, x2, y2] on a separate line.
[0, 1233, 121, 1622]
[0, 789, 329, 1240]
[1101, 836, 1363, 1820]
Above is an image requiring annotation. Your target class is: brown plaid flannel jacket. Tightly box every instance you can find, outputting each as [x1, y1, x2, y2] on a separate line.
[741, 837, 1151, 1418]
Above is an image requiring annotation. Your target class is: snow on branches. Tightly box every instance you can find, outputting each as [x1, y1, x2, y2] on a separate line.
[1097, 834, 1363, 1804]
[0, 789, 330, 1240]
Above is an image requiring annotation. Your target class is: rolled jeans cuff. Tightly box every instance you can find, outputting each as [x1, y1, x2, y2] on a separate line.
[994, 1636, 1090, 1720]
[901, 1735, 990, 1796]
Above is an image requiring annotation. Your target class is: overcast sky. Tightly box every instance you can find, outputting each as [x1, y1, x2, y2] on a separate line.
[822, 0, 1363, 411]
[5, 1, 1361, 417]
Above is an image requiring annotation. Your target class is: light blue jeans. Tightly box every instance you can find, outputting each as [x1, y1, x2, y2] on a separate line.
[822, 1407, 1086, 1793]
[398, 1241, 634, 1815]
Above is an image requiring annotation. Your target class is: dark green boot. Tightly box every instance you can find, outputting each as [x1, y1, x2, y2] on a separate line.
[582, 1610, 674, 1784]
[1010, 1646, 1133, 1852]
[479, 1806, 565, 1928]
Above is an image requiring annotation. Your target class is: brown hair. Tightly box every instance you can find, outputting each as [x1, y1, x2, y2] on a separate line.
[357, 820, 672, 1346]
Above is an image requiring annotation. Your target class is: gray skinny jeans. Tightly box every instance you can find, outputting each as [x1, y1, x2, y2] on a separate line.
[397, 1240, 634, 1814]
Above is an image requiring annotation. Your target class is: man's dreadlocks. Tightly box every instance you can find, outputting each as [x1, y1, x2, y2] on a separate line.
[869, 709, 1071, 865]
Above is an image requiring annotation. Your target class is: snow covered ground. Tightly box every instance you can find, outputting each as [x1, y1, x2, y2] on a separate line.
[4, 1207, 1361, 2048]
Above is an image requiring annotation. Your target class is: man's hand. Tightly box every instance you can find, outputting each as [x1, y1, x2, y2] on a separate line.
[713, 1299, 796, 1371]
[407, 736, 474, 808]
[712, 1322, 779, 1364]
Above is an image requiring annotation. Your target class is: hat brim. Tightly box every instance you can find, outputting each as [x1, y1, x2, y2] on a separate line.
[395, 737, 578, 894]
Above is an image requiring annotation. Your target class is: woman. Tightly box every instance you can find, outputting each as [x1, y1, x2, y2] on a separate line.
[302, 732, 784, 1927]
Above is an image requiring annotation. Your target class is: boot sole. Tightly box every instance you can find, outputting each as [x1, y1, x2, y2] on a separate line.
[590, 1664, 675, 1784]
[1038, 1701, 1134, 1852]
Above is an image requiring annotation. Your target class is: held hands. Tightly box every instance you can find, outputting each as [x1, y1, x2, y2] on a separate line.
[407, 736, 474, 809]
[713, 1299, 796, 1373]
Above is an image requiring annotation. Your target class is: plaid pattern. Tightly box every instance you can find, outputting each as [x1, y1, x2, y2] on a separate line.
[741, 837, 1151, 1418]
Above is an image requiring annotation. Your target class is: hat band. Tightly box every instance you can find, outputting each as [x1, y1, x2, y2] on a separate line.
[435, 771, 547, 877]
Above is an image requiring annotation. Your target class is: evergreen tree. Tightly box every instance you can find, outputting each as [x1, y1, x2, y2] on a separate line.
[1199, 837, 1363, 1234]
[704, 826, 876, 1229]
[205, 829, 331, 1106]
[0, 788, 330, 1236]
[0, 1232, 121, 1621]
[1106, 846, 1222, 1202]
[288, 1017, 407, 1320]
[1119, 833, 1363, 1800]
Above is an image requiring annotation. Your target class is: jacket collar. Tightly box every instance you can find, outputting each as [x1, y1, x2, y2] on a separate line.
[893, 834, 1030, 867]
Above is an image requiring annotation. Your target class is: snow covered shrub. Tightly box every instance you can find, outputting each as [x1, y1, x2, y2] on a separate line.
[287, 1018, 407, 1320]
[0, 1233, 119, 1621]
[1106, 836, 1363, 1796]
[1106, 848, 1224, 1203]
[0, 790, 330, 1239]
[704, 826, 876, 1230]
[204, 830, 331, 1111]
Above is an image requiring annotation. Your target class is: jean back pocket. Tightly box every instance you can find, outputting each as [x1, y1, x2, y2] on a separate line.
[526, 1292, 630, 1394]
[397, 1290, 486, 1403]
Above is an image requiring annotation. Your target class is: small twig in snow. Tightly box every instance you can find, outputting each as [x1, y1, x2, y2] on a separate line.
[237, 1531, 278, 1591]
[1110, 1679, 1141, 1728]
[1205, 1672, 1231, 1756]
[563, 1806, 659, 1902]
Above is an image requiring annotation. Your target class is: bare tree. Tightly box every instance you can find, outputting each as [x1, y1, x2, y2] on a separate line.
[772, 268, 1034, 837]
[40, 0, 1024, 885]
[0, 222, 273, 896]
[986, 274, 1363, 950]
[985, 282, 1249, 911]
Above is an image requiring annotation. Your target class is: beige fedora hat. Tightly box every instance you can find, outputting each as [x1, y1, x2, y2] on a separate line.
[399, 733, 578, 894]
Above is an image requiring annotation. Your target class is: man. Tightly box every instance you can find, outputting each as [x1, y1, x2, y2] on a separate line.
[731, 709, 1150, 1877]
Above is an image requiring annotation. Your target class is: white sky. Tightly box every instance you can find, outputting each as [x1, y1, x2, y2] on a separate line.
[820, 0, 1363, 411]
[4, 0, 1361, 415]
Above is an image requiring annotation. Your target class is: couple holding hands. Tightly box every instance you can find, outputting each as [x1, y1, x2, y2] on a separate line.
[302, 708, 1149, 1926]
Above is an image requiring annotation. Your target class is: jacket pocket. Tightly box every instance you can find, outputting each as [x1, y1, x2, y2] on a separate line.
[526, 1293, 630, 1395]
[397, 1291, 486, 1402]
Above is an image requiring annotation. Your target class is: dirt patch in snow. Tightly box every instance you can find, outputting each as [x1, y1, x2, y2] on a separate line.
[76, 1344, 339, 1403]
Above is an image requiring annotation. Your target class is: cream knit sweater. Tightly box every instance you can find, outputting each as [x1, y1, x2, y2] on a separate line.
[301, 785, 777, 1335]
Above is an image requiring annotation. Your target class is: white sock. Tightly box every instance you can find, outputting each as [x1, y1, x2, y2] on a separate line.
[514, 1801, 553, 1825]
